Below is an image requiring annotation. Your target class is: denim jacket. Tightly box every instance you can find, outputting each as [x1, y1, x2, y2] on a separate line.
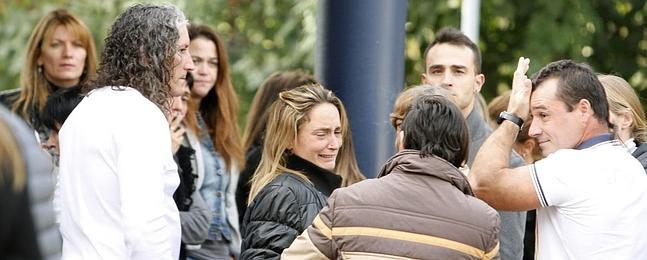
[189, 114, 241, 258]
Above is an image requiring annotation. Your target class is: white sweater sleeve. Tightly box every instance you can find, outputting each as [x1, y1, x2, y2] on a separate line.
[114, 105, 179, 260]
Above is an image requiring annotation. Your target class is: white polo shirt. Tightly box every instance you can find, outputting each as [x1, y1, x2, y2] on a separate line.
[530, 139, 647, 259]
[58, 87, 180, 260]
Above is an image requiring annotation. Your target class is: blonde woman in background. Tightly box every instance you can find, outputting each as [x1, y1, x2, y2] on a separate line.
[599, 74, 647, 170]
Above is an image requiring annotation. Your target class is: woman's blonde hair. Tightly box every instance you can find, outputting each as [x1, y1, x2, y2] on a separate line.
[0, 116, 26, 191]
[598, 74, 647, 143]
[14, 9, 97, 124]
[248, 84, 360, 203]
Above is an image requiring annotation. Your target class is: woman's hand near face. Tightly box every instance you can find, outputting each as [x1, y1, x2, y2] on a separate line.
[170, 115, 186, 154]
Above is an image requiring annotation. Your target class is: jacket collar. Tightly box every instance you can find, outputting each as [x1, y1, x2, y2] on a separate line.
[632, 141, 647, 170]
[378, 150, 474, 196]
[286, 154, 342, 196]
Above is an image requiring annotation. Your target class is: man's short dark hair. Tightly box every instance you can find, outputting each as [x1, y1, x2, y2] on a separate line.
[402, 95, 469, 167]
[41, 86, 83, 131]
[532, 59, 609, 124]
[423, 27, 482, 73]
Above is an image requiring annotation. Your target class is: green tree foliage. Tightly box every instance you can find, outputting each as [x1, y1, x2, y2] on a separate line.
[0, 0, 317, 126]
[1, 0, 645, 122]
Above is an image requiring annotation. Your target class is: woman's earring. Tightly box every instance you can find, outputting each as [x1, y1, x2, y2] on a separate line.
[38, 65, 43, 74]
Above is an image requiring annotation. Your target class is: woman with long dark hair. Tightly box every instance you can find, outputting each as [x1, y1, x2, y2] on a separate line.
[186, 23, 243, 259]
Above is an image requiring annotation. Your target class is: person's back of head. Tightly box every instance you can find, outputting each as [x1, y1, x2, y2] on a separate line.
[89, 3, 187, 108]
[243, 70, 317, 151]
[598, 74, 647, 143]
[532, 60, 609, 125]
[390, 84, 452, 131]
[390, 84, 453, 151]
[401, 95, 469, 168]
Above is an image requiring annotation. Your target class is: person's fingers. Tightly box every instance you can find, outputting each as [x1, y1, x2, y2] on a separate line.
[523, 77, 532, 88]
[514, 57, 529, 75]
[512, 57, 531, 88]
[170, 115, 181, 128]
[176, 127, 186, 136]
[507, 57, 533, 120]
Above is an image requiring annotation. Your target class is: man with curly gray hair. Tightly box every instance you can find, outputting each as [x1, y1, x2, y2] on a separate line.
[57, 3, 195, 259]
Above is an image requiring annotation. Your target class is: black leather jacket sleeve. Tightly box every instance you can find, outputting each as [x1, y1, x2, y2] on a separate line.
[240, 183, 303, 260]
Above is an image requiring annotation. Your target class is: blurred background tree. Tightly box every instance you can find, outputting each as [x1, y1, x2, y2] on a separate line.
[1, 0, 645, 126]
[406, 0, 646, 108]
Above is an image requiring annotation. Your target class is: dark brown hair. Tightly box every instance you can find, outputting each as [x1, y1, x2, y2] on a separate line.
[243, 70, 317, 152]
[532, 60, 609, 124]
[402, 95, 469, 167]
[188, 24, 243, 170]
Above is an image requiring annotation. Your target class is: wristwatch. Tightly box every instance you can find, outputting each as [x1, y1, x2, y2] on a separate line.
[497, 111, 524, 131]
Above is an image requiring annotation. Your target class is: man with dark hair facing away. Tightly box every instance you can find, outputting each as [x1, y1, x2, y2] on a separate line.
[421, 27, 526, 259]
[282, 93, 500, 259]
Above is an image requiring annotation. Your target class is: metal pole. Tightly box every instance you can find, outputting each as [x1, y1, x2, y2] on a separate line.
[315, 0, 407, 178]
[460, 0, 481, 43]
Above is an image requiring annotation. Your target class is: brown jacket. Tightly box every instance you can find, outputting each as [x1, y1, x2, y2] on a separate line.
[282, 150, 500, 259]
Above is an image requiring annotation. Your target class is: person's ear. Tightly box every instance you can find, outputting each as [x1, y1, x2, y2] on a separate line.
[421, 73, 429, 84]
[618, 109, 634, 131]
[474, 73, 485, 93]
[522, 138, 535, 153]
[576, 99, 594, 121]
[521, 138, 539, 163]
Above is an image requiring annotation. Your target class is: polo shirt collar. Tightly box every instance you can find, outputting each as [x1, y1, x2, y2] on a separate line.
[576, 133, 613, 150]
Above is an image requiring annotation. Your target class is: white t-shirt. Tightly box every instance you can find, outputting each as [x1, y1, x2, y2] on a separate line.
[58, 86, 180, 260]
[530, 140, 647, 260]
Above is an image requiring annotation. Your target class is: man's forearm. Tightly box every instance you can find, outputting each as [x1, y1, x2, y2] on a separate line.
[469, 120, 519, 198]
